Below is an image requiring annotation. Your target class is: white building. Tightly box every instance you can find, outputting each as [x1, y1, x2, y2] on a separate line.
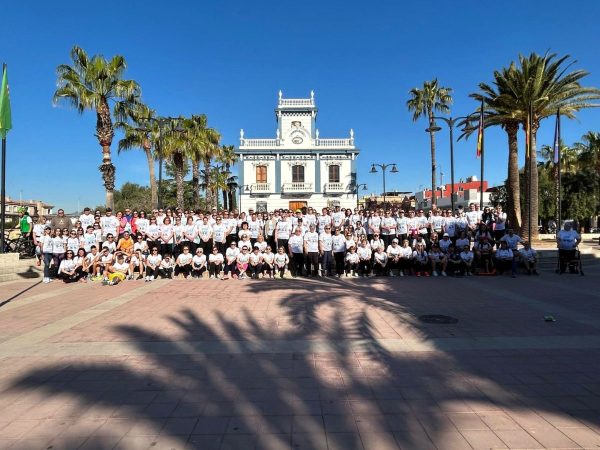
[236, 91, 360, 212]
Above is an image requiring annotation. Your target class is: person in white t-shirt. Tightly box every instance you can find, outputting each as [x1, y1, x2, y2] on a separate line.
[344, 246, 359, 277]
[356, 239, 372, 277]
[175, 246, 193, 279]
[261, 246, 275, 278]
[386, 238, 402, 277]
[58, 250, 83, 283]
[500, 229, 522, 255]
[288, 227, 305, 277]
[129, 249, 144, 280]
[494, 240, 516, 277]
[248, 246, 263, 279]
[428, 244, 447, 277]
[373, 246, 388, 276]
[208, 247, 224, 279]
[303, 224, 320, 277]
[145, 247, 162, 281]
[192, 248, 207, 278]
[459, 245, 474, 276]
[223, 242, 240, 279]
[412, 243, 429, 277]
[274, 246, 289, 278]
[519, 241, 539, 275]
[159, 255, 174, 279]
[556, 222, 581, 273]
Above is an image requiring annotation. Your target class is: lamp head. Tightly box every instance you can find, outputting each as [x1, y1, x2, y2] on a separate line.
[369, 165, 377, 174]
[425, 124, 442, 133]
[362, 184, 368, 191]
[390, 164, 399, 173]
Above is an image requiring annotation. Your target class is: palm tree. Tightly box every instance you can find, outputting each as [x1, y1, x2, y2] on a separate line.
[407, 79, 453, 206]
[510, 52, 600, 239]
[216, 144, 238, 211]
[53, 45, 140, 209]
[539, 142, 580, 173]
[468, 63, 524, 231]
[116, 103, 159, 208]
[161, 117, 188, 209]
[182, 115, 220, 210]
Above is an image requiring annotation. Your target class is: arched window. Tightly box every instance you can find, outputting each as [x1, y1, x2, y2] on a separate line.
[256, 165, 267, 183]
[292, 165, 305, 183]
[328, 164, 340, 183]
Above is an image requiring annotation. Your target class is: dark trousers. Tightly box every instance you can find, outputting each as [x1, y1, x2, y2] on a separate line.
[192, 266, 206, 278]
[209, 262, 222, 277]
[146, 265, 160, 278]
[559, 249, 577, 273]
[159, 267, 173, 279]
[306, 252, 319, 276]
[345, 262, 358, 274]
[43, 252, 53, 278]
[334, 252, 345, 276]
[174, 264, 192, 277]
[358, 259, 370, 275]
[249, 263, 263, 278]
[277, 239, 289, 254]
[291, 253, 304, 276]
[321, 250, 333, 276]
[200, 240, 213, 255]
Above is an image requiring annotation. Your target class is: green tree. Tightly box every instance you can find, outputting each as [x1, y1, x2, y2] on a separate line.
[407, 79, 453, 206]
[53, 46, 140, 209]
[113, 183, 153, 212]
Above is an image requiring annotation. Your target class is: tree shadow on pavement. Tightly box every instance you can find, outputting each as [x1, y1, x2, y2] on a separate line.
[5, 276, 600, 449]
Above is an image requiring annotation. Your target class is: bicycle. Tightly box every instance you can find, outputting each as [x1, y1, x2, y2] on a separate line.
[2, 232, 37, 258]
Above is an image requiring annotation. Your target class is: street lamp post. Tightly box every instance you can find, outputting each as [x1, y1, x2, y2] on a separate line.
[355, 183, 367, 209]
[426, 112, 480, 211]
[369, 163, 398, 206]
[238, 184, 251, 213]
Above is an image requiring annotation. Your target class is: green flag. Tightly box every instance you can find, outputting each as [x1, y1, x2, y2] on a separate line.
[0, 65, 12, 139]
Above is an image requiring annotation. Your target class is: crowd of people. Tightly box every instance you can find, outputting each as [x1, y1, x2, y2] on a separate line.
[18, 202, 582, 285]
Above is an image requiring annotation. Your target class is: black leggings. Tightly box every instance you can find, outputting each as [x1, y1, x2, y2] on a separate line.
[192, 265, 206, 278]
[334, 252, 345, 276]
[209, 262, 222, 277]
[249, 263, 263, 277]
[306, 252, 319, 276]
[358, 259, 370, 275]
[345, 262, 358, 274]
[146, 265, 160, 278]
[174, 264, 192, 277]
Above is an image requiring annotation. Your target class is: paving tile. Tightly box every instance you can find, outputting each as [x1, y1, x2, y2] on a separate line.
[323, 415, 358, 433]
[291, 432, 328, 450]
[446, 412, 489, 431]
[526, 427, 582, 448]
[191, 417, 230, 435]
[113, 434, 158, 450]
[461, 430, 508, 449]
[187, 434, 223, 450]
[325, 432, 364, 450]
[255, 433, 292, 450]
[558, 426, 600, 447]
[359, 432, 400, 450]
[220, 433, 256, 450]
[495, 429, 544, 449]
[392, 429, 436, 450]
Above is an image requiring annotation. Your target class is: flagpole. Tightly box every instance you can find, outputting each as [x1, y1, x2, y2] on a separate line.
[527, 102, 533, 243]
[0, 63, 6, 254]
[556, 109, 562, 229]
[479, 98, 485, 209]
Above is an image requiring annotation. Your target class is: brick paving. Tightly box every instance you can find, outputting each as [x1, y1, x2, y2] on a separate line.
[0, 269, 599, 449]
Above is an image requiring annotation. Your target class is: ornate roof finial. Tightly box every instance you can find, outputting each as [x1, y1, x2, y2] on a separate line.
[310, 90, 315, 101]
[240, 128, 244, 140]
[315, 129, 320, 139]
[350, 128, 354, 139]
[276, 129, 280, 139]
[278, 90, 282, 101]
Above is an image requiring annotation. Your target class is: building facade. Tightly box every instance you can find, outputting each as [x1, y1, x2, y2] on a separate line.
[236, 91, 359, 212]
[2, 196, 54, 217]
[414, 176, 493, 210]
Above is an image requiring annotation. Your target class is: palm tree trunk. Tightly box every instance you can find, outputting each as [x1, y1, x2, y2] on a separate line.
[428, 110, 437, 207]
[191, 161, 200, 210]
[505, 122, 522, 232]
[96, 100, 115, 210]
[144, 144, 158, 209]
[522, 126, 539, 240]
[203, 158, 213, 208]
[173, 153, 185, 209]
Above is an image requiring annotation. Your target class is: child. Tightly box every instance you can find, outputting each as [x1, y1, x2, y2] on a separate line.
[356, 240, 372, 277]
[104, 252, 130, 285]
[344, 246, 359, 277]
[428, 244, 447, 277]
[274, 247, 289, 278]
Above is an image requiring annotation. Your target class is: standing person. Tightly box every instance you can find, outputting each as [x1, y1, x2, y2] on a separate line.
[288, 227, 305, 277]
[386, 238, 401, 277]
[18, 208, 33, 239]
[100, 209, 119, 244]
[332, 227, 347, 278]
[357, 238, 372, 277]
[175, 246, 193, 279]
[493, 205, 507, 243]
[79, 207, 95, 231]
[40, 227, 54, 283]
[146, 217, 161, 250]
[212, 216, 229, 255]
[247, 213, 261, 248]
[465, 203, 480, 236]
[182, 216, 198, 254]
[317, 208, 332, 234]
[275, 212, 291, 254]
[50, 208, 73, 231]
[318, 224, 334, 277]
[159, 217, 174, 256]
[303, 223, 320, 277]
[32, 215, 47, 267]
[430, 209, 445, 240]
[208, 247, 224, 279]
[396, 210, 409, 244]
[367, 210, 382, 242]
[192, 248, 207, 278]
[172, 216, 186, 257]
[443, 209, 456, 240]
[136, 211, 149, 239]
[51, 228, 66, 272]
[381, 210, 397, 248]
[197, 216, 214, 256]
[264, 212, 277, 250]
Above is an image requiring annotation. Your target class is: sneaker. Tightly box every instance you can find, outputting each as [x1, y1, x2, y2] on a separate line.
[150, 276, 154, 281]
[424, 272, 430, 277]
[533, 270, 539, 276]
[432, 271, 438, 277]
[389, 273, 395, 277]
[352, 272, 358, 278]
[416, 272, 421, 277]
[399, 271, 404, 277]
[43, 277, 50, 284]
[441, 271, 447, 277]
[210, 275, 214, 279]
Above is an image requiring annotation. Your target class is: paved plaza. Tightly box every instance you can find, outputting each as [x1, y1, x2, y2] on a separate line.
[0, 266, 599, 449]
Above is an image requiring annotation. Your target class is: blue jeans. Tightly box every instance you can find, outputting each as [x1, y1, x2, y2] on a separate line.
[321, 250, 333, 275]
[43, 252, 53, 278]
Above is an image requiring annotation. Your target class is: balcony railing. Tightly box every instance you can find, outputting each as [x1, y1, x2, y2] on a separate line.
[250, 183, 271, 192]
[239, 137, 354, 149]
[324, 182, 345, 192]
[279, 98, 315, 107]
[283, 182, 313, 192]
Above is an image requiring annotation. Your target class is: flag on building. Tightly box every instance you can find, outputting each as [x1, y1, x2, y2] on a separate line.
[0, 65, 12, 139]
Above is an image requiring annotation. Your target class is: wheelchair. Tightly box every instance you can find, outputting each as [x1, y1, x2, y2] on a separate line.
[556, 247, 584, 276]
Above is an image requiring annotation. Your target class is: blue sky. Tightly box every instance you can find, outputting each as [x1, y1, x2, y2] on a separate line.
[2, 0, 600, 212]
